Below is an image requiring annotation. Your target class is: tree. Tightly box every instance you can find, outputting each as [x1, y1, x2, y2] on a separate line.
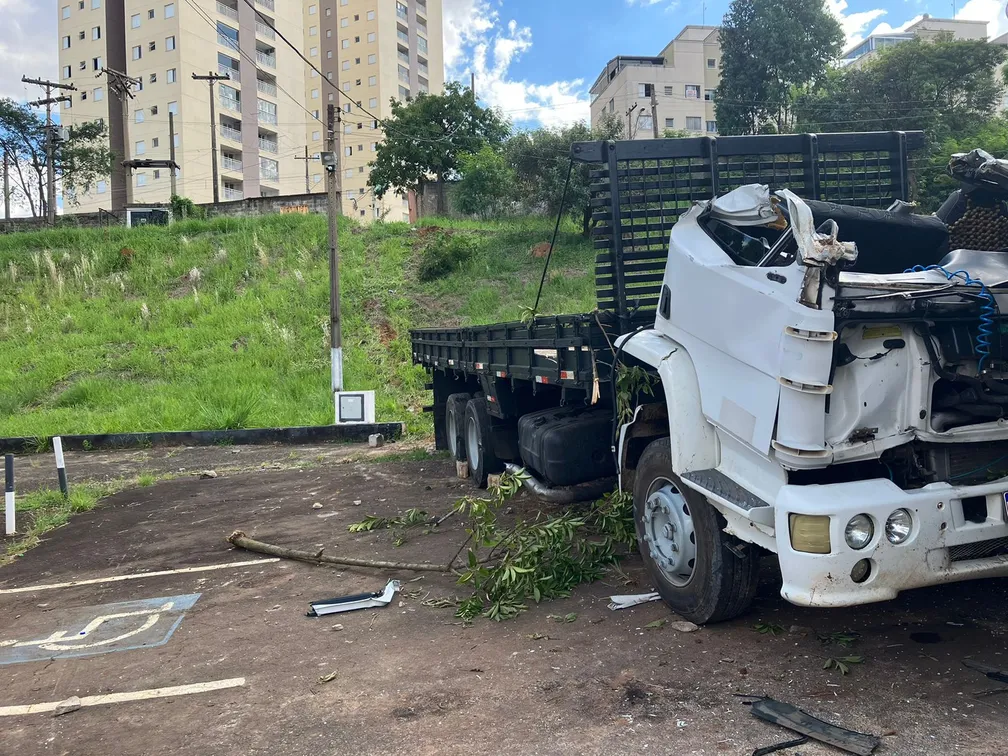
[504, 111, 624, 236]
[795, 36, 1007, 141]
[368, 82, 510, 214]
[453, 146, 515, 217]
[715, 0, 843, 135]
[914, 117, 1008, 212]
[0, 98, 111, 217]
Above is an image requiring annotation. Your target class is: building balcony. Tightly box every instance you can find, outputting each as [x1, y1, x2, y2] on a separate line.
[418, 62, 428, 76]
[397, 30, 409, 44]
[256, 79, 277, 98]
[398, 51, 410, 65]
[257, 110, 278, 126]
[254, 0, 274, 11]
[256, 51, 276, 68]
[222, 155, 243, 173]
[396, 7, 408, 21]
[223, 187, 244, 200]
[218, 64, 239, 83]
[220, 124, 242, 142]
[216, 1, 238, 21]
[260, 167, 279, 183]
[258, 136, 278, 153]
[219, 95, 241, 113]
[256, 21, 276, 40]
[217, 33, 239, 52]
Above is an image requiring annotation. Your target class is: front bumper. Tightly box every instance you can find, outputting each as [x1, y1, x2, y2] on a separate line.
[775, 477, 1008, 607]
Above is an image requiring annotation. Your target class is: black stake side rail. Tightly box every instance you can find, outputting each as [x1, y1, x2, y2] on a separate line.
[410, 313, 619, 389]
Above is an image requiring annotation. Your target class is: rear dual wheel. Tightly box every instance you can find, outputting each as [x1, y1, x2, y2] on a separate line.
[445, 393, 471, 461]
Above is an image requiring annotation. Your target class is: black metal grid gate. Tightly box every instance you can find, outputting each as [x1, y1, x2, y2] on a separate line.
[573, 131, 926, 331]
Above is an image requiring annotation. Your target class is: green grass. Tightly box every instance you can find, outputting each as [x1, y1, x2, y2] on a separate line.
[0, 213, 595, 439]
[4, 483, 117, 563]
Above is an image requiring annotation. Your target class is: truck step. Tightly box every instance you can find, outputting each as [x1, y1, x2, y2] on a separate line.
[681, 469, 773, 526]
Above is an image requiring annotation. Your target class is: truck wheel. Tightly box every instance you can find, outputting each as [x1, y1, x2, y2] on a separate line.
[633, 438, 758, 624]
[465, 396, 503, 488]
[445, 393, 471, 461]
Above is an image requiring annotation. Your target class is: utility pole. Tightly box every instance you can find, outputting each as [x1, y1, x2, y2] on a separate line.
[470, 72, 475, 98]
[625, 101, 639, 139]
[650, 88, 659, 139]
[295, 146, 317, 193]
[325, 103, 342, 395]
[192, 71, 229, 204]
[168, 111, 178, 198]
[3, 149, 9, 230]
[23, 76, 75, 225]
[98, 68, 140, 206]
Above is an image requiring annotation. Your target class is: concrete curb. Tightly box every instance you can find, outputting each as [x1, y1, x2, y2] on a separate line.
[0, 423, 405, 455]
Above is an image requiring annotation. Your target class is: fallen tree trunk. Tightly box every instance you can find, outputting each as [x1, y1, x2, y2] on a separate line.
[226, 530, 451, 572]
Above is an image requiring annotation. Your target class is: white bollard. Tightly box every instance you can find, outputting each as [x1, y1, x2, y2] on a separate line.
[4, 454, 14, 535]
[53, 437, 69, 498]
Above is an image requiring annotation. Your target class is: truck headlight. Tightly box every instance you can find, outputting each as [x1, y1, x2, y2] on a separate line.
[844, 514, 874, 550]
[789, 514, 831, 554]
[885, 509, 913, 544]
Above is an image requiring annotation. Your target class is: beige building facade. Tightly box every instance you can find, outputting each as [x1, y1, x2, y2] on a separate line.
[841, 15, 988, 67]
[590, 26, 721, 139]
[57, 0, 443, 220]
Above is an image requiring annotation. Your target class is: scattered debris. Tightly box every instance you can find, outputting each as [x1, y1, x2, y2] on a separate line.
[608, 592, 661, 611]
[547, 613, 577, 624]
[748, 697, 880, 756]
[788, 625, 812, 636]
[669, 621, 700, 633]
[754, 621, 785, 636]
[312, 503, 323, 509]
[307, 579, 401, 617]
[53, 696, 82, 717]
[963, 658, 1008, 685]
[486, 473, 502, 489]
[352, 499, 362, 506]
[456, 461, 470, 480]
[645, 619, 667, 630]
[368, 433, 385, 448]
[199, 469, 218, 480]
[317, 672, 338, 684]
[752, 735, 809, 756]
[823, 656, 863, 675]
[331, 624, 344, 632]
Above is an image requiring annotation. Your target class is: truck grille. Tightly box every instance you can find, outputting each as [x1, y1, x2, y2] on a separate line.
[949, 537, 1008, 563]
[929, 441, 1008, 486]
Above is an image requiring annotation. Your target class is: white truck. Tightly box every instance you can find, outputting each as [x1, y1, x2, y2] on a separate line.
[413, 133, 1008, 623]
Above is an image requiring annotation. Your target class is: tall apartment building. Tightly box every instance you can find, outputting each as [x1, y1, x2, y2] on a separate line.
[56, 0, 443, 221]
[841, 15, 988, 67]
[590, 26, 721, 139]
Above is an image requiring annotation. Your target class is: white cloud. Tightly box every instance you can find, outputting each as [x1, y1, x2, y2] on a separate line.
[443, 0, 590, 129]
[825, 0, 888, 49]
[956, 0, 1008, 38]
[868, 15, 923, 36]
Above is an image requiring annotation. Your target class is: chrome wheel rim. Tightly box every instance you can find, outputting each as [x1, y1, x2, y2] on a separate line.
[466, 414, 481, 471]
[642, 479, 697, 587]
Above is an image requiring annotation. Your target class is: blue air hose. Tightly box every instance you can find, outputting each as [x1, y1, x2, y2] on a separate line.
[905, 265, 997, 372]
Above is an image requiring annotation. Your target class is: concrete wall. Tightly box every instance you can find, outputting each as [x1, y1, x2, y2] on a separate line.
[200, 191, 330, 217]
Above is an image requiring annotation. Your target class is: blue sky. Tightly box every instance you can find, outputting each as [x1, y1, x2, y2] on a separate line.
[3, 0, 1006, 126]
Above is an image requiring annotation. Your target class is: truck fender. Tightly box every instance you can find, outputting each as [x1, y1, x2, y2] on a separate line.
[618, 330, 719, 479]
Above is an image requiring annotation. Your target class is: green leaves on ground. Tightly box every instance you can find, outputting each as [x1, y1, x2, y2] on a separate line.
[453, 470, 635, 622]
[823, 656, 864, 675]
[348, 508, 429, 532]
[754, 621, 785, 636]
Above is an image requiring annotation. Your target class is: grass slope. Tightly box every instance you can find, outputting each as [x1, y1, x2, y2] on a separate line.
[0, 214, 595, 438]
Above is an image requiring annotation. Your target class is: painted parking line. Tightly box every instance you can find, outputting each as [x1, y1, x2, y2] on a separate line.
[0, 677, 247, 716]
[0, 594, 201, 665]
[0, 558, 280, 596]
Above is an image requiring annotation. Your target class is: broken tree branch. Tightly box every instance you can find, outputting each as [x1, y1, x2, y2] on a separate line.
[227, 530, 452, 573]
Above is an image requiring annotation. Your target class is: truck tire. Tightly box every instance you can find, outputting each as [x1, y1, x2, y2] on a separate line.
[445, 393, 471, 461]
[465, 396, 504, 488]
[633, 438, 758, 624]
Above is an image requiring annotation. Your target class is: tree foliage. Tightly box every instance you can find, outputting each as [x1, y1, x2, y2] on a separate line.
[368, 82, 510, 211]
[0, 98, 111, 217]
[795, 36, 1007, 141]
[453, 146, 515, 217]
[715, 0, 843, 135]
[915, 117, 1008, 212]
[503, 111, 623, 236]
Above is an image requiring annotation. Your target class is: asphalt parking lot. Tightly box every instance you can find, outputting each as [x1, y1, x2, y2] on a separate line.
[1, 444, 1007, 755]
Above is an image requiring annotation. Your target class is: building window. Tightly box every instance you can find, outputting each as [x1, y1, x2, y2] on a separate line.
[310, 47, 318, 56]
[704, 89, 715, 102]
[79, 30, 86, 40]
[344, 124, 352, 134]
[62, 5, 71, 19]
[153, 169, 160, 179]
[340, 17, 348, 27]
[369, 97, 377, 108]
[92, 26, 101, 40]
[93, 87, 103, 101]
[637, 114, 653, 132]
[310, 25, 317, 36]
[686, 116, 702, 131]
[367, 10, 374, 20]
[326, 30, 331, 38]
[367, 32, 375, 42]
[344, 146, 352, 157]
[312, 130, 320, 141]
[344, 168, 353, 179]
[311, 88, 319, 99]
[309, 3, 316, 13]
[148, 8, 155, 19]
[150, 73, 157, 83]
[355, 78, 361, 86]
[91, 0, 100, 7]
[398, 85, 410, 100]
[137, 173, 147, 186]
[342, 39, 349, 49]
[166, 35, 175, 50]
[62, 36, 71, 49]
[167, 68, 177, 83]
[368, 54, 376, 64]
[97, 180, 107, 194]
[342, 60, 350, 70]
[152, 136, 160, 148]
[326, 72, 333, 80]
[135, 140, 146, 155]
[340, 0, 347, 4]
[168, 100, 178, 113]
[368, 75, 376, 86]
[62, 65, 72, 79]
[325, 7, 330, 15]
[370, 142, 377, 151]
[79, 61, 87, 71]
[150, 105, 158, 114]
[707, 58, 717, 69]
[685, 84, 700, 100]
[149, 40, 156, 52]
[355, 57, 360, 64]
[164, 3, 174, 18]
[638, 83, 653, 98]
[81, 91, 87, 101]
[706, 120, 717, 133]
[665, 118, 674, 129]
[131, 13, 140, 28]
[664, 86, 674, 96]
[93, 56, 102, 70]
[418, 36, 427, 54]
[326, 51, 332, 59]
[174, 134, 180, 146]
[608, 98, 614, 113]
[132, 46, 142, 60]
[135, 109, 145, 123]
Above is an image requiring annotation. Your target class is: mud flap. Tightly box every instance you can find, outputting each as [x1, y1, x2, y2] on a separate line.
[749, 698, 880, 756]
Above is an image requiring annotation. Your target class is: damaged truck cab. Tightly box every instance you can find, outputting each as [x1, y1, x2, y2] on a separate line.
[622, 167, 1008, 617]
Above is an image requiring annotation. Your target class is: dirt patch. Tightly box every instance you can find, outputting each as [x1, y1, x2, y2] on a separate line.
[531, 241, 551, 259]
[378, 319, 397, 345]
